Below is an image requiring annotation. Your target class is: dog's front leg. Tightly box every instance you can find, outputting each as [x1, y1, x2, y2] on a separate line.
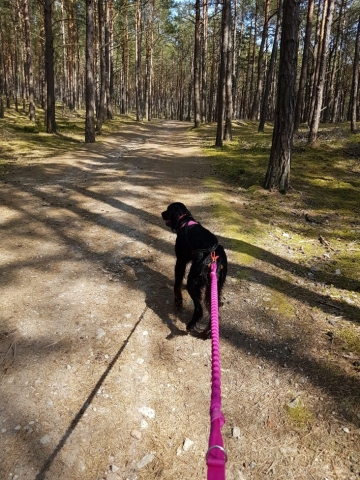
[174, 259, 186, 308]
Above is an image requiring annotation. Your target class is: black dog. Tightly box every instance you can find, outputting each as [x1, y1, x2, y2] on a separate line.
[162, 202, 227, 335]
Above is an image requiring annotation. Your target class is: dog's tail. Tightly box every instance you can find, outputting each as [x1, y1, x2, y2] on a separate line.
[215, 245, 227, 295]
[204, 245, 227, 308]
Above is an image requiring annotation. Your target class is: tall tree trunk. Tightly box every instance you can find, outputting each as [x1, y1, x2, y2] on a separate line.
[23, 0, 35, 121]
[144, 0, 154, 121]
[193, 0, 201, 127]
[135, 0, 143, 121]
[308, 0, 335, 144]
[0, 46, 4, 118]
[264, 0, 300, 193]
[216, 0, 231, 146]
[258, 0, 282, 132]
[105, 0, 113, 119]
[332, 6, 346, 123]
[324, 0, 345, 123]
[308, 0, 326, 125]
[350, 14, 360, 132]
[85, 0, 95, 143]
[294, 0, 314, 132]
[96, 0, 106, 133]
[242, 26, 253, 119]
[249, 2, 258, 117]
[251, 0, 270, 121]
[201, 0, 208, 124]
[44, 0, 56, 133]
[60, 0, 68, 115]
[208, 3, 218, 123]
[224, 0, 233, 141]
[121, 0, 129, 115]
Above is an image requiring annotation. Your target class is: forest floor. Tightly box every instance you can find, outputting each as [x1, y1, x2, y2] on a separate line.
[0, 117, 360, 480]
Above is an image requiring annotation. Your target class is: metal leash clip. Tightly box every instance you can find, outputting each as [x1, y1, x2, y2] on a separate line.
[206, 444, 228, 462]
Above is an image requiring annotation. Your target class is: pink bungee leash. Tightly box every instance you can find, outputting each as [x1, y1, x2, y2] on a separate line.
[206, 253, 227, 480]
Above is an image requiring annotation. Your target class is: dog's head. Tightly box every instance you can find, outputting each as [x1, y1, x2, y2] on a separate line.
[162, 202, 193, 231]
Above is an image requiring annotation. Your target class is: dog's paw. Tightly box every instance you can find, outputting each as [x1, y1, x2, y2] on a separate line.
[174, 297, 183, 309]
[186, 321, 197, 332]
[199, 327, 211, 340]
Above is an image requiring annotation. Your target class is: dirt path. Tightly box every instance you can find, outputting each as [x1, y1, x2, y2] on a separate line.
[1, 120, 359, 480]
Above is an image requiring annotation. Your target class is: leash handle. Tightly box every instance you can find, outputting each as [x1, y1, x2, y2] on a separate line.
[207, 261, 226, 480]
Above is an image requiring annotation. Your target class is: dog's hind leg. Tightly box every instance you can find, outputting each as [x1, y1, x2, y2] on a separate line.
[186, 266, 203, 331]
[174, 259, 186, 308]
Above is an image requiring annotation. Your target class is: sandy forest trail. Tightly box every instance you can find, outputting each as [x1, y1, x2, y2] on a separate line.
[0, 120, 359, 480]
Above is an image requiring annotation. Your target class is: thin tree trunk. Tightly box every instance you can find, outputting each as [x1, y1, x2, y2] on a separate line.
[294, 0, 314, 132]
[144, 0, 154, 121]
[308, 0, 335, 144]
[350, 14, 360, 132]
[44, 0, 56, 133]
[208, 4, 218, 123]
[251, 0, 270, 121]
[216, 0, 231, 146]
[23, 0, 35, 121]
[308, 0, 327, 126]
[135, 0, 143, 121]
[224, 0, 232, 141]
[193, 0, 201, 127]
[258, 0, 282, 132]
[324, 0, 345, 123]
[96, 0, 106, 133]
[332, 7, 346, 123]
[85, 0, 95, 143]
[0, 46, 4, 118]
[105, 0, 113, 119]
[201, 0, 208, 124]
[60, 0, 68, 115]
[121, 0, 129, 115]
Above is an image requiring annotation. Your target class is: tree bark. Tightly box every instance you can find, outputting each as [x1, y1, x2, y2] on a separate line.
[135, 0, 143, 121]
[201, 0, 208, 124]
[258, 0, 282, 132]
[23, 0, 35, 121]
[85, 0, 95, 143]
[224, 0, 232, 141]
[350, 14, 360, 132]
[294, 0, 314, 132]
[216, 0, 231, 146]
[264, 0, 300, 193]
[251, 0, 270, 121]
[308, 0, 335, 144]
[96, 0, 106, 133]
[193, 0, 201, 127]
[44, 0, 56, 133]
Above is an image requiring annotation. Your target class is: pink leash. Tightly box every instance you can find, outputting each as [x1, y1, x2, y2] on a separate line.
[206, 254, 227, 480]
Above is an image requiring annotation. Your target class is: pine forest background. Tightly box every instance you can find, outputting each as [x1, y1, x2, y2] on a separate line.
[0, 0, 359, 145]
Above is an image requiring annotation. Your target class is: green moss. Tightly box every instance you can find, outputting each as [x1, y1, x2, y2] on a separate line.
[286, 398, 314, 427]
[268, 290, 296, 320]
[0, 106, 132, 163]
[193, 122, 360, 325]
[336, 327, 360, 356]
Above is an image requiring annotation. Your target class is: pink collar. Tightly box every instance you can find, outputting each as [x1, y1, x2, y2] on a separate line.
[180, 220, 198, 228]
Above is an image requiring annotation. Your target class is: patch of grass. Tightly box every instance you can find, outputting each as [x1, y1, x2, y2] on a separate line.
[0, 105, 133, 163]
[286, 398, 314, 427]
[268, 289, 296, 320]
[335, 326, 360, 356]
